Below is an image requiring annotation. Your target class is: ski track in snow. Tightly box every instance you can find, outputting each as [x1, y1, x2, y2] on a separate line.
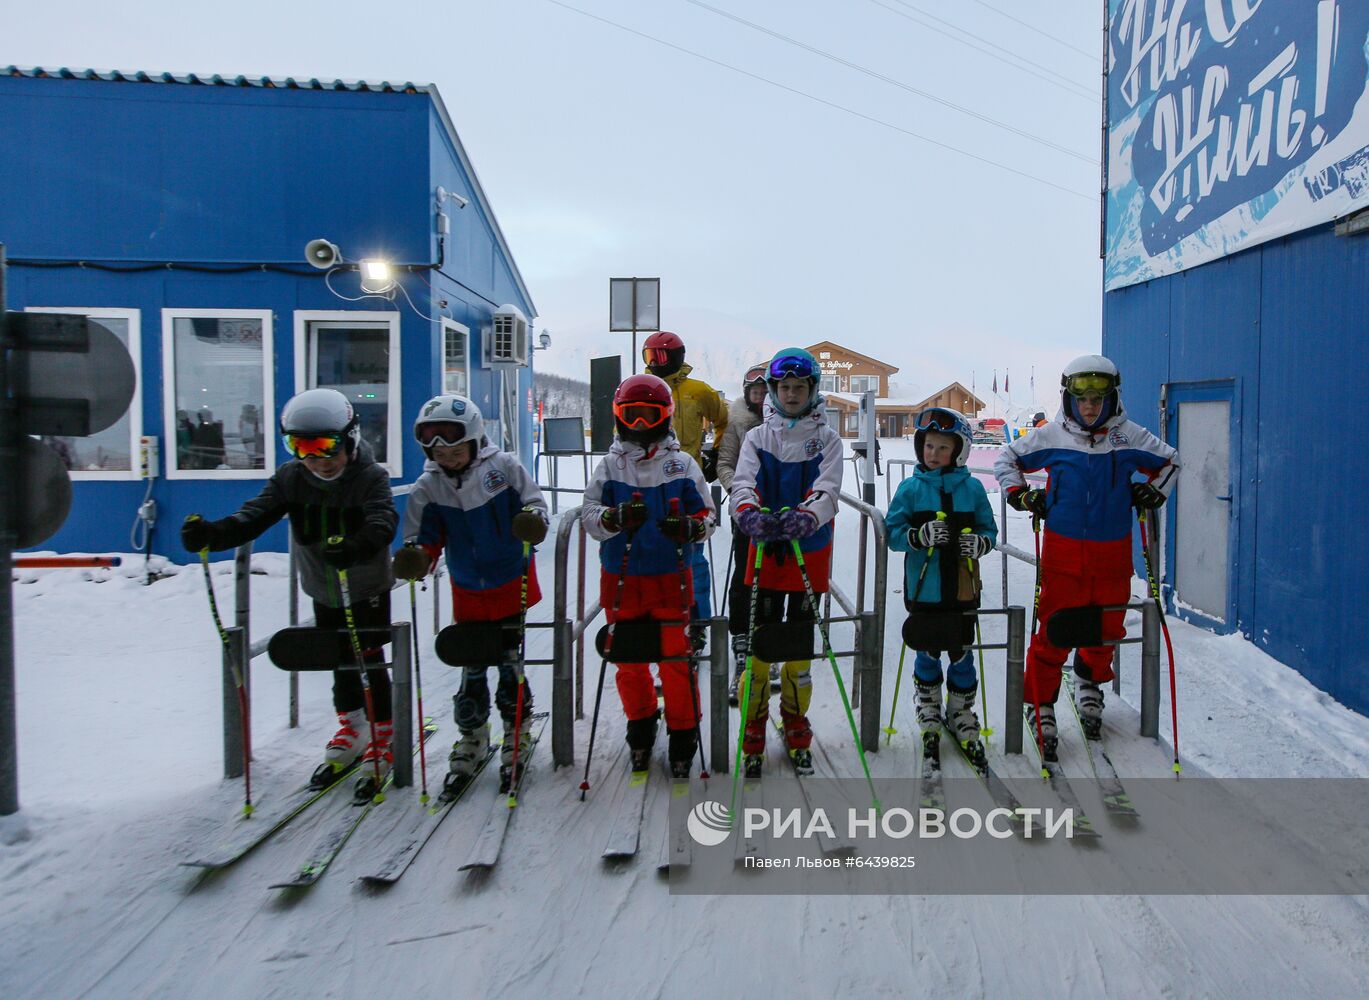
[7, 440, 1369, 998]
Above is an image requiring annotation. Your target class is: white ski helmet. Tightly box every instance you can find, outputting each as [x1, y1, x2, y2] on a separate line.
[912, 407, 973, 467]
[413, 394, 484, 453]
[1060, 354, 1121, 429]
[279, 388, 360, 455]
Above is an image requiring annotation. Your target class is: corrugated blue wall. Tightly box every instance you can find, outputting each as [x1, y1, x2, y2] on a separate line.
[1, 76, 538, 561]
[1104, 222, 1369, 714]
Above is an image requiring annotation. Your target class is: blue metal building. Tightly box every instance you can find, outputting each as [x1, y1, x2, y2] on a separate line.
[0, 66, 539, 559]
[1102, 0, 1369, 715]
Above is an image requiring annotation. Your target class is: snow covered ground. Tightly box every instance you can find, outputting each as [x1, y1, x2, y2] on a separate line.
[4, 435, 1369, 999]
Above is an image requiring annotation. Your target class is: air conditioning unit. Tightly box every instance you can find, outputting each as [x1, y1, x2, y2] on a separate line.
[483, 304, 530, 367]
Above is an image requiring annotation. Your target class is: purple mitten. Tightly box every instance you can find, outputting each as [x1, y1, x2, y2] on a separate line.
[778, 508, 818, 541]
[736, 507, 781, 542]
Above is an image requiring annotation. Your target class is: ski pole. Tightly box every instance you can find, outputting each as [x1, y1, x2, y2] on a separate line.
[580, 493, 642, 801]
[506, 541, 533, 807]
[333, 550, 385, 803]
[791, 538, 880, 813]
[728, 532, 765, 821]
[961, 526, 993, 742]
[667, 499, 710, 780]
[197, 548, 253, 816]
[885, 514, 943, 742]
[406, 579, 430, 805]
[718, 529, 735, 618]
[1138, 510, 1181, 775]
[1028, 516, 1047, 772]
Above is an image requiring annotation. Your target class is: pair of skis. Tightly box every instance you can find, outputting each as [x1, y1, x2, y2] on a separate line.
[456, 713, 550, 873]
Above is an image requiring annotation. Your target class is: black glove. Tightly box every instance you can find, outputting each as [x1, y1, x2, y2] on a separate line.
[1131, 482, 1166, 510]
[658, 512, 704, 545]
[323, 537, 365, 569]
[959, 533, 992, 559]
[181, 513, 220, 553]
[512, 507, 548, 544]
[1007, 488, 1049, 516]
[700, 448, 719, 483]
[601, 496, 648, 534]
[913, 518, 950, 549]
[392, 544, 431, 580]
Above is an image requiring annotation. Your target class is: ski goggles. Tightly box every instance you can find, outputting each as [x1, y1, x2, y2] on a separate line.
[643, 347, 673, 367]
[914, 407, 966, 433]
[416, 420, 469, 447]
[743, 363, 768, 387]
[283, 433, 344, 459]
[614, 400, 671, 429]
[768, 354, 816, 381]
[1064, 373, 1117, 397]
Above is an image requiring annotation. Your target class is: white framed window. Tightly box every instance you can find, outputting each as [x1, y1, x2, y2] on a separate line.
[850, 374, 880, 394]
[845, 411, 859, 433]
[819, 374, 839, 394]
[162, 309, 274, 479]
[293, 311, 402, 477]
[442, 319, 470, 396]
[25, 307, 142, 480]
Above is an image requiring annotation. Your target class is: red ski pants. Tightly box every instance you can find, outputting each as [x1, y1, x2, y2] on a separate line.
[613, 621, 698, 733]
[1025, 569, 1129, 706]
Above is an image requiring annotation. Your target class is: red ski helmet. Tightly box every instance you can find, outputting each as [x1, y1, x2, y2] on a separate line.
[613, 373, 675, 444]
[642, 331, 686, 374]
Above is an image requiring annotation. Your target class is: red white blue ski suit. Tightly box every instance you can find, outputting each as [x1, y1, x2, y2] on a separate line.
[995, 399, 1178, 704]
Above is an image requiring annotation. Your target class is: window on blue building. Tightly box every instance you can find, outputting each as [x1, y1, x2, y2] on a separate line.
[26, 307, 142, 479]
[296, 312, 402, 476]
[162, 309, 274, 479]
[443, 320, 470, 396]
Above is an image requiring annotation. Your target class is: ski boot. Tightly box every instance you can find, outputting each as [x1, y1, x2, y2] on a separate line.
[441, 722, 490, 801]
[354, 719, 394, 802]
[626, 714, 659, 775]
[947, 686, 987, 771]
[769, 661, 781, 692]
[668, 729, 696, 781]
[742, 717, 766, 778]
[744, 754, 765, 779]
[1025, 703, 1059, 763]
[1075, 676, 1104, 741]
[781, 709, 813, 774]
[311, 708, 367, 789]
[921, 728, 941, 767]
[499, 716, 534, 792]
[914, 679, 943, 732]
[728, 636, 748, 705]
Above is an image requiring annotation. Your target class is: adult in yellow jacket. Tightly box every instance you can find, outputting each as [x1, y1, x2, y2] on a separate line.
[642, 330, 728, 618]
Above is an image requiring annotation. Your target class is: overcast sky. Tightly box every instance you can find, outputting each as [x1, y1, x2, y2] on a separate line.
[4, 0, 1106, 412]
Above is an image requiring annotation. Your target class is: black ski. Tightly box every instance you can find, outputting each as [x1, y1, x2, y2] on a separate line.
[656, 759, 694, 873]
[269, 725, 437, 889]
[940, 719, 1034, 837]
[180, 764, 357, 870]
[458, 713, 549, 872]
[918, 730, 946, 814]
[1063, 673, 1138, 818]
[1021, 707, 1100, 840]
[355, 746, 497, 884]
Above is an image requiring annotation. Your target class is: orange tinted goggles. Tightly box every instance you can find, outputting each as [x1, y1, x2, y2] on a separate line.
[614, 401, 671, 429]
[284, 433, 343, 459]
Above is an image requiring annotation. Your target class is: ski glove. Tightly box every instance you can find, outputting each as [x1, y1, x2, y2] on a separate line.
[511, 507, 549, 545]
[180, 513, 220, 553]
[1131, 482, 1166, 510]
[959, 533, 992, 559]
[392, 544, 431, 580]
[777, 508, 819, 541]
[914, 518, 951, 549]
[601, 496, 648, 534]
[658, 512, 705, 545]
[323, 537, 365, 569]
[736, 507, 784, 543]
[700, 448, 719, 483]
[1007, 487, 1049, 516]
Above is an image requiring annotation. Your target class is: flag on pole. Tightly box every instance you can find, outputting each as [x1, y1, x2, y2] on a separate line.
[992, 370, 998, 394]
[1005, 370, 1010, 394]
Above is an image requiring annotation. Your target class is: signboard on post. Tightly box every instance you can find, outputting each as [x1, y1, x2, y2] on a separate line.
[609, 277, 660, 374]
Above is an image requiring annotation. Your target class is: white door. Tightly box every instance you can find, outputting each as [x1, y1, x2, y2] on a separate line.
[1173, 400, 1230, 621]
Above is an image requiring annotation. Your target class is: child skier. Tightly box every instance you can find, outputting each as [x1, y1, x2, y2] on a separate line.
[886, 407, 997, 767]
[995, 354, 1178, 758]
[729, 348, 843, 776]
[181, 388, 398, 795]
[393, 395, 549, 795]
[582, 374, 716, 778]
[716, 362, 771, 702]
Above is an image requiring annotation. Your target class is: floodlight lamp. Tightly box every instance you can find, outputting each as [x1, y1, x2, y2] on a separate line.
[359, 259, 395, 295]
